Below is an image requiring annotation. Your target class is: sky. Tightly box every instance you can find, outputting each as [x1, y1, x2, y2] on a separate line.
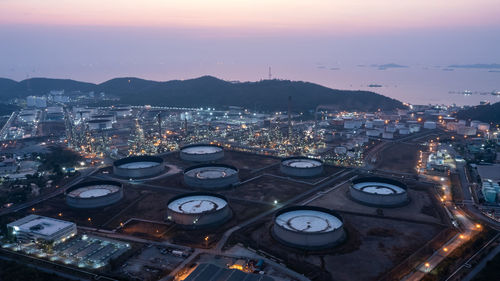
[1, 0, 499, 105]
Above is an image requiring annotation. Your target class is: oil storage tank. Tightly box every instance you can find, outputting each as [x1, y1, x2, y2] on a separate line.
[180, 144, 224, 162]
[272, 206, 345, 249]
[166, 192, 232, 229]
[280, 157, 323, 177]
[113, 155, 165, 178]
[350, 177, 408, 207]
[184, 164, 239, 189]
[65, 180, 123, 208]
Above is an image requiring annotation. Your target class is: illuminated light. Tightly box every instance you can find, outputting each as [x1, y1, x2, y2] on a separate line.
[475, 224, 482, 229]
[204, 236, 209, 241]
[88, 217, 92, 222]
[459, 234, 465, 239]
[425, 262, 430, 267]
[443, 247, 448, 252]
[31, 208, 35, 212]
[58, 213, 62, 217]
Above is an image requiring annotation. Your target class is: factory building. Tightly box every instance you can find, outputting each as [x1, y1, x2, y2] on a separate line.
[350, 177, 409, 207]
[166, 192, 232, 228]
[280, 157, 323, 177]
[65, 180, 123, 208]
[183, 164, 239, 189]
[272, 206, 345, 249]
[113, 155, 165, 178]
[91, 114, 116, 123]
[86, 119, 112, 130]
[7, 215, 77, 245]
[180, 144, 224, 162]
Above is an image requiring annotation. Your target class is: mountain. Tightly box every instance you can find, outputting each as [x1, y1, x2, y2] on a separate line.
[0, 78, 18, 93]
[0, 76, 404, 112]
[456, 102, 500, 124]
[0, 78, 95, 98]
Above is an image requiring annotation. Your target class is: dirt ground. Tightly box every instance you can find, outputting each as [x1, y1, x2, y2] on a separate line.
[233, 211, 443, 281]
[308, 182, 444, 225]
[375, 142, 422, 174]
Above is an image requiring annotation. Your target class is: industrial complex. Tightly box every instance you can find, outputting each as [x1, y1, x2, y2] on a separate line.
[7, 215, 77, 244]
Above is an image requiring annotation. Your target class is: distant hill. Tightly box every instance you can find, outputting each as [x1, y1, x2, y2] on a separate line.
[456, 102, 500, 124]
[0, 76, 404, 112]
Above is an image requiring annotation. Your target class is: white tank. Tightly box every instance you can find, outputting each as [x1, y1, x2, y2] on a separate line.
[366, 130, 380, 137]
[424, 121, 437, 129]
[399, 128, 410, 135]
[470, 120, 481, 128]
[334, 146, 347, 154]
[478, 123, 490, 131]
[373, 119, 385, 126]
[382, 132, 394, 139]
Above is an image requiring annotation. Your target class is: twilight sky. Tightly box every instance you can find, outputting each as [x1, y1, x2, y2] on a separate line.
[1, 0, 499, 104]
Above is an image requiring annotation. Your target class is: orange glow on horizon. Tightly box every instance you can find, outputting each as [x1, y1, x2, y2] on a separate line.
[1, 0, 499, 35]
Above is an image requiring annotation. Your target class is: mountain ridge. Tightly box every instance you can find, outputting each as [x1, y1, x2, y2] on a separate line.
[0, 76, 404, 112]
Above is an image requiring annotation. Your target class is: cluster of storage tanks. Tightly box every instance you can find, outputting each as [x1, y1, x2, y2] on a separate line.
[100, 144, 411, 251]
[447, 120, 490, 136]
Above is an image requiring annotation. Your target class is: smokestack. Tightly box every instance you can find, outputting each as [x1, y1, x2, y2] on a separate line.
[157, 112, 162, 137]
[288, 96, 292, 139]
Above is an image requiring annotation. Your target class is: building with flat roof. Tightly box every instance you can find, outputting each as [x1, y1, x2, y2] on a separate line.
[184, 263, 274, 281]
[7, 215, 77, 244]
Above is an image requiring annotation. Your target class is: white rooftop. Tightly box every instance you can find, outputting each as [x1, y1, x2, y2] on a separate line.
[275, 210, 342, 233]
[118, 161, 160, 169]
[182, 146, 222, 155]
[283, 159, 322, 168]
[168, 195, 227, 214]
[353, 181, 405, 195]
[10, 215, 75, 237]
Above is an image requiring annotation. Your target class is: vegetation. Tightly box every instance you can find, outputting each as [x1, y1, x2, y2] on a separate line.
[473, 251, 500, 281]
[456, 102, 500, 124]
[38, 146, 82, 175]
[424, 228, 496, 281]
[0, 103, 19, 116]
[0, 76, 405, 112]
[0, 259, 71, 281]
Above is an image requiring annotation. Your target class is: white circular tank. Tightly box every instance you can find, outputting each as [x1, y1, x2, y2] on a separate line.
[280, 157, 323, 177]
[272, 206, 345, 249]
[113, 155, 165, 178]
[183, 164, 239, 189]
[350, 177, 409, 207]
[166, 192, 232, 228]
[180, 144, 224, 162]
[66, 180, 123, 208]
